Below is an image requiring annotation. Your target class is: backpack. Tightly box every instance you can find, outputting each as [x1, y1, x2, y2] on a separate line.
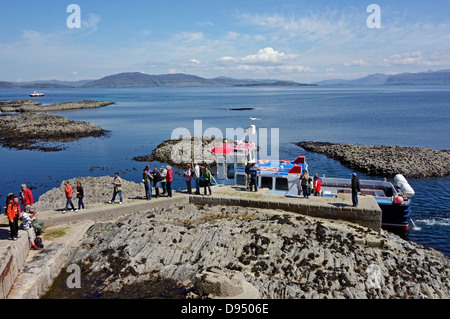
[35, 237, 44, 249]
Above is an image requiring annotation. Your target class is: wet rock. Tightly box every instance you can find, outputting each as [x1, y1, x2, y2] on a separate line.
[0, 113, 108, 151]
[0, 100, 114, 113]
[59, 203, 449, 299]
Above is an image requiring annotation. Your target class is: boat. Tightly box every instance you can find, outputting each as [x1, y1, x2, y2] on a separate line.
[209, 119, 414, 231]
[29, 91, 44, 97]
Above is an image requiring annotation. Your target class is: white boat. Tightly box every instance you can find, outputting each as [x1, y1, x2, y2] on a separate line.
[29, 91, 44, 97]
[209, 119, 415, 231]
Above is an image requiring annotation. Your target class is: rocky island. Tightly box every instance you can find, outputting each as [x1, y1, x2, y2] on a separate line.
[295, 142, 450, 178]
[47, 202, 449, 299]
[0, 99, 114, 151]
[0, 100, 114, 113]
[21, 176, 449, 299]
[133, 136, 235, 169]
[0, 113, 108, 151]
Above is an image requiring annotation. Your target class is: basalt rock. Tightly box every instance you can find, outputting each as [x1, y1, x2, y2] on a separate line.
[0, 113, 109, 151]
[33, 176, 144, 212]
[133, 136, 235, 169]
[63, 203, 449, 299]
[295, 141, 450, 178]
[0, 100, 114, 113]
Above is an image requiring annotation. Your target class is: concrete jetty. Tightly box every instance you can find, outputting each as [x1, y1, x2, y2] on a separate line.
[1, 186, 382, 299]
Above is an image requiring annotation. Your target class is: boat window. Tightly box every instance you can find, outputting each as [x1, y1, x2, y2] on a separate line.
[261, 177, 273, 190]
[236, 174, 247, 186]
[275, 178, 289, 191]
[227, 163, 235, 179]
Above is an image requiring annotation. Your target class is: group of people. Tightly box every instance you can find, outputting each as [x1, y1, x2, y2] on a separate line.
[3, 184, 45, 250]
[63, 180, 85, 213]
[141, 165, 173, 200]
[298, 170, 323, 199]
[141, 163, 213, 199]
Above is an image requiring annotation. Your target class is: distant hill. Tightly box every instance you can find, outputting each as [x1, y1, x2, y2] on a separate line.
[385, 69, 450, 85]
[81, 72, 310, 88]
[315, 69, 450, 86]
[0, 72, 309, 89]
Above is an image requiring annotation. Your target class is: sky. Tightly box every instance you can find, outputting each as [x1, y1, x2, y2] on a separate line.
[1, 0, 450, 83]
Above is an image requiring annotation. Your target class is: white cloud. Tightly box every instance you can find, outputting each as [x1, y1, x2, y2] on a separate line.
[380, 51, 450, 67]
[81, 13, 101, 35]
[343, 59, 369, 67]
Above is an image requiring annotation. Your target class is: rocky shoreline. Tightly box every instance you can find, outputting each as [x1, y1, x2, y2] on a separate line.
[58, 203, 449, 299]
[31, 176, 450, 299]
[0, 100, 114, 113]
[133, 136, 234, 169]
[0, 113, 108, 151]
[295, 141, 450, 178]
[33, 176, 144, 211]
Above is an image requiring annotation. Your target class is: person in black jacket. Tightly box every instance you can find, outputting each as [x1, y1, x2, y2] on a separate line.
[351, 173, 361, 207]
[152, 168, 161, 198]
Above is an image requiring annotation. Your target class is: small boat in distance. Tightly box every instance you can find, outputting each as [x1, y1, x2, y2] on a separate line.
[29, 91, 44, 97]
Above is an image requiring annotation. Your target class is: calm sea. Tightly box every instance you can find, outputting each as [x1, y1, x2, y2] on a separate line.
[0, 86, 449, 256]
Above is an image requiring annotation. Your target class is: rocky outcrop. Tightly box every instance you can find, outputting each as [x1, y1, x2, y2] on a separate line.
[0, 100, 114, 113]
[33, 176, 144, 211]
[295, 141, 450, 178]
[0, 113, 108, 151]
[133, 136, 234, 169]
[63, 203, 449, 299]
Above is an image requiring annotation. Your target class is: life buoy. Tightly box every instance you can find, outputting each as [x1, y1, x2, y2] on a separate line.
[280, 160, 290, 164]
[268, 167, 279, 172]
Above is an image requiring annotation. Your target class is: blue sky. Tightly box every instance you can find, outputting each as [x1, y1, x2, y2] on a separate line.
[1, 0, 450, 82]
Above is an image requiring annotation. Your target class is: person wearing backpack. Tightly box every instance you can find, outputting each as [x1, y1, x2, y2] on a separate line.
[22, 206, 42, 250]
[7, 195, 21, 240]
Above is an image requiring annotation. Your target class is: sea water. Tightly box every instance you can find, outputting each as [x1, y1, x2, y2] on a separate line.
[0, 86, 449, 256]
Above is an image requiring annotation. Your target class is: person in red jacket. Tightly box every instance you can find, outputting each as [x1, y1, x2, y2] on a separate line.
[63, 181, 75, 213]
[313, 173, 322, 196]
[20, 184, 33, 209]
[7, 196, 21, 240]
[166, 165, 173, 198]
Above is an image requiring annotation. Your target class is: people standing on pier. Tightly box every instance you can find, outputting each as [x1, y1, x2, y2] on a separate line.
[109, 173, 123, 204]
[192, 163, 201, 195]
[152, 168, 161, 198]
[184, 164, 193, 194]
[142, 165, 153, 200]
[351, 173, 361, 207]
[300, 170, 309, 199]
[203, 166, 212, 196]
[248, 163, 258, 192]
[75, 181, 85, 211]
[160, 166, 167, 195]
[166, 165, 173, 198]
[6, 195, 20, 240]
[63, 181, 75, 213]
[19, 184, 33, 210]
